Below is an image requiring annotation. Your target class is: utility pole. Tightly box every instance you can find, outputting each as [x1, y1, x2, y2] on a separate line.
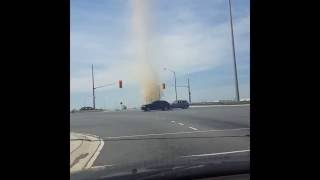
[92, 64, 96, 109]
[187, 78, 191, 104]
[228, 0, 240, 102]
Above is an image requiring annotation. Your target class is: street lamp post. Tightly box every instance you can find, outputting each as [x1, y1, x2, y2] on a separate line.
[187, 78, 191, 104]
[228, 0, 240, 102]
[164, 68, 178, 101]
[173, 71, 177, 101]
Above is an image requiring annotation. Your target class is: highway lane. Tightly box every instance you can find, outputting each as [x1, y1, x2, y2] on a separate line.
[70, 105, 250, 167]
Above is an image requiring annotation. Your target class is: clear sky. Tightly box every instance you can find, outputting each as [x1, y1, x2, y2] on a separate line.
[71, 0, 250, 110]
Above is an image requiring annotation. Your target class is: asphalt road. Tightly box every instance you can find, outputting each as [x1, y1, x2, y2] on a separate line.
[70, 105, 250, 168]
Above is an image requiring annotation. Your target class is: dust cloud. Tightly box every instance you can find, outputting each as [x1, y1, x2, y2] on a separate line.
[132, 0, 161, 104]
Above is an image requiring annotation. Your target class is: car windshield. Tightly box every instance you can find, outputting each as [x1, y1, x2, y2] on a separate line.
[70, 0, 250, 179]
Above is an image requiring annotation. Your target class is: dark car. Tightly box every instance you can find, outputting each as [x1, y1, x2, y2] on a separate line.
[80, 106, 94, 111]
[171, 100, 189, 109]
[141, 100, 171, 111]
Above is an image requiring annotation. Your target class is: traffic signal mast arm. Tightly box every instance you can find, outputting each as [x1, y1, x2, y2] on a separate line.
[94, 82, 117, 89]
[163, 84, 187, 88]
[94, 80, 123, 89]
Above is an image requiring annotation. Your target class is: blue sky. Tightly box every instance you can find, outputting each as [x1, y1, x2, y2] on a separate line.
[71, 0, 250, 110]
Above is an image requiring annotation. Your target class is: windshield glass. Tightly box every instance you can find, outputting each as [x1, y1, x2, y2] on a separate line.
[70, 0, 250, 179]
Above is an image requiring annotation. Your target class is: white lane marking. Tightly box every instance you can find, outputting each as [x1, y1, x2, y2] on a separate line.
[178, 123, 184, 126]
[91, 164, 114, 169]
[189, 127, 198, 131]
[101, 128, 249, 139]
[181, 149, 250, 158]
[85, 138, 105, 169]
[171, 121, 175, 123]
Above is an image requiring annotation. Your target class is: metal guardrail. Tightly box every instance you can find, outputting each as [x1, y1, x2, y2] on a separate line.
[190, 101, 250, 106]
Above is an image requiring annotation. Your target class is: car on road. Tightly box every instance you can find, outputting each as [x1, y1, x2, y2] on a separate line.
[171, 100, 189, 109]
[141, 100, 171, 111]
[80, 107, 94, 111]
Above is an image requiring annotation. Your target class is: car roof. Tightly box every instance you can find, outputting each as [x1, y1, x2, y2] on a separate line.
[152, 100, 167, 103]
[174, 100, 187, 102]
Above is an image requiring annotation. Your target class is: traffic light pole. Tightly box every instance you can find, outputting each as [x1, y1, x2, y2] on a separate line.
[92, 64, 96, 109]
[228, 0, 240, 102]
[91, 64, 121, 109]
[173, 71, 177, 101]
[187, 78, 191, 104]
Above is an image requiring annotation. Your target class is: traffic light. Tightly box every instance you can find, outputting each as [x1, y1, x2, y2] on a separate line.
[119, 80, 122, 88]
[162, 83, 165, 89]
